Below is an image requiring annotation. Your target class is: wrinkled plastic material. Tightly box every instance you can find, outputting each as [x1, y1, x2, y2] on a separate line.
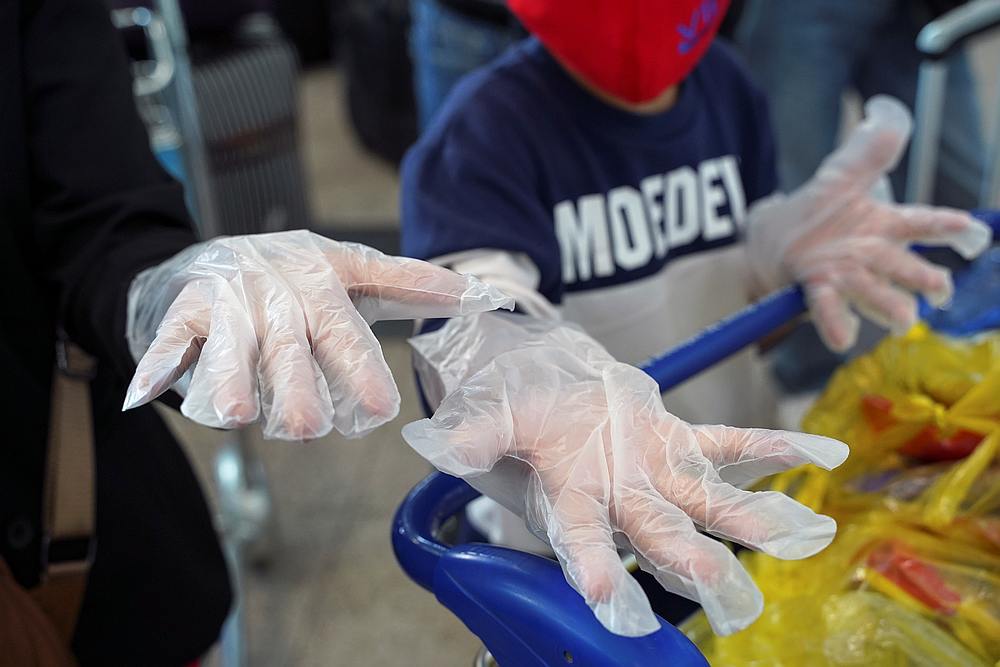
[746, 95, 992, 352]
[404, 312, 849, 637]
[684, 326, 1000, 666]
[124, 230, 513, 440]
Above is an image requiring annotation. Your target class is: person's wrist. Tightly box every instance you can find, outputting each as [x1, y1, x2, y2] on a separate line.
[745, 194, 796, 294]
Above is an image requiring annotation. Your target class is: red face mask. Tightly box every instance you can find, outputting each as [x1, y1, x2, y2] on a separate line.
[509, 0, 730, 105]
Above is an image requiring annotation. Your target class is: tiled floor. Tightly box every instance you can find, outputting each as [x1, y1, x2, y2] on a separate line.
[298, 68, 399, 227]
[167, 29, 1000, 667]
[165, 339, 480, 666]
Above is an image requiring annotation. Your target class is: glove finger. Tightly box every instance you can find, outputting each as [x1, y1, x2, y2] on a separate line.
[124, 280, 210, 410]
[401, 364, 514, 477]
[692, 425, 849, 488]
[864, 244, 953, 307]
[298, 271, 400, 438]
[840, 269, 919, 333]
[543, 485, 659, 637]
[883, 205, 992, 259]
[327, 241, 515, 322]
[253, 291, 336, 440]
[602, 365, 838, 561]
[805, 282, 861, 352]
[660, 465, 838, 561]
[179, 279, 262, 429]
[817, 95, 910, 192]
[620, 491, 763, 637]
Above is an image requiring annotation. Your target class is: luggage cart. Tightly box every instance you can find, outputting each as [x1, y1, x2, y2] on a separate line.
[907, 0, 1000, 206]
[114, 4, 308, 665]
[393, 212, 1000, 666]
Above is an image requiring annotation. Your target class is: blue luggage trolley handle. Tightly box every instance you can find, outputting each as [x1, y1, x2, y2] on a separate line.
[393, 212, 1000, 667]
[392, 476, 709, 667]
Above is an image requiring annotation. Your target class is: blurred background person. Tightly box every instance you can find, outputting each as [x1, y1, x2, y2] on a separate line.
[735, 0, 986, 207]
[2, 0, 232, 662]
[733, 0, 990, 395]
[408, 0, 523, 129]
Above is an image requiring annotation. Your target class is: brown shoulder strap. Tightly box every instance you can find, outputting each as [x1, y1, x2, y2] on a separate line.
[30, 341, 96, 643]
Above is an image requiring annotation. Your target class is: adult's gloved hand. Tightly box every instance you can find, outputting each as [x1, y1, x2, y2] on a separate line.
[404, 313, 849, 637]
[123, 230, 512, 440]
[746, 95, 992, 352]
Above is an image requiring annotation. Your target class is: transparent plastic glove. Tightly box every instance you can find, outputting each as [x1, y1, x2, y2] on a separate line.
[123, 230, 513, 440]
[746, 95, 992, 352]
[403, 313, 849, 636]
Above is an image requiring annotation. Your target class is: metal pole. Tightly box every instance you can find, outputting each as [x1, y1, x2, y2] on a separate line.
[906, 61, 948, 204]
[216, 435, 249, 667]
[151, 9, 253, 667]
[907, 0, 1000, 205]
[982, 78, 1000, 207]
[154, 0, 220, 238]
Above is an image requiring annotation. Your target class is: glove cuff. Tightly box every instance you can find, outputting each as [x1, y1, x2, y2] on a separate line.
[745, 193, 797, 294]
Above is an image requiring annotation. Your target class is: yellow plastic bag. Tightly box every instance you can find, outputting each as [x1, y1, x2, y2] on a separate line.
[685, 515, 1000, 666]
[683, 326, 1000, 666]
[803, 324, 1000, 480]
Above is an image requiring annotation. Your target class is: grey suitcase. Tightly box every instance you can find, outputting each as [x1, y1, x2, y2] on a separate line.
[191, 22, 312, 235]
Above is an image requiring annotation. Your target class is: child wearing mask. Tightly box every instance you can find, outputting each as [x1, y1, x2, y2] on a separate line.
[398, 0, 989, 637]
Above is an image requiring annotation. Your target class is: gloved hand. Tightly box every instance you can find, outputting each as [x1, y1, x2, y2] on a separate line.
[746, 95, 992, 352]
[404, 313, 849, 637]
[123, 230, 512, 440]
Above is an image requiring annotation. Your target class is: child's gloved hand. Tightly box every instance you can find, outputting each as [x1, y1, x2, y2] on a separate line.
[123, 230, 513, 440]
[404, 313, 849, 637]
[746, 95, 992, 352]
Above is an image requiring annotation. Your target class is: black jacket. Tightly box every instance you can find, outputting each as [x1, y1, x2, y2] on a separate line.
[1, 0, 231, 663]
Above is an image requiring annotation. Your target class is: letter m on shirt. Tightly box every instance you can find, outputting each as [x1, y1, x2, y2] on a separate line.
[555, 194, 614, 284]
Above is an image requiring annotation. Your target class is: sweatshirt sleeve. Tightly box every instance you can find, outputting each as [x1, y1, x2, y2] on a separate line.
[400, 77, 564, 304]
[742, 82, 779, 204]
